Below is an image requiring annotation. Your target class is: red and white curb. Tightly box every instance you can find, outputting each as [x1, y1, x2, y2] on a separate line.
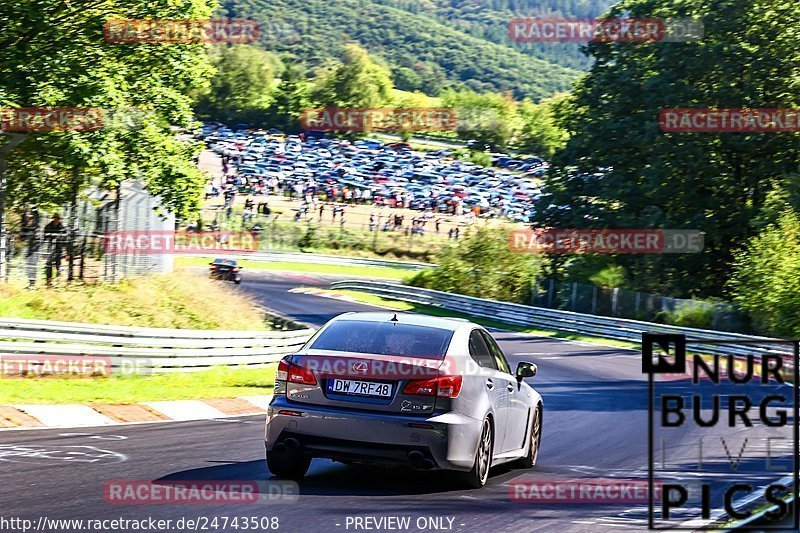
[0, 395, 272, 430]
[288, 287, 359, 302]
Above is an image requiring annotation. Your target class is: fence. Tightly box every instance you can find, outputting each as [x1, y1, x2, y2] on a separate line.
[329, 280, 794, 366]
[0, 317, 314, 373]
[531, 278, 747, 332]
[3, 180, 174, 286]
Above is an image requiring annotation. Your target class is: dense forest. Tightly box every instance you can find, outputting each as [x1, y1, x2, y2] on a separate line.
[372, 0, 615, 70]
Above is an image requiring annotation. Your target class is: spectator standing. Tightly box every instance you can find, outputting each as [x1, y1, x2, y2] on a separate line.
[44, 214, 65, 285]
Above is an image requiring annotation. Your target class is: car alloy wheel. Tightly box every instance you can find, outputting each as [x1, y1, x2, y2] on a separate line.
[477, 419, 492, 484]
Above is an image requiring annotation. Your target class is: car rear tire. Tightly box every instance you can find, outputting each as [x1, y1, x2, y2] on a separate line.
[266, 450, 311, 480]
[517, 405, 542, 469]
[457, 417, 493, 489]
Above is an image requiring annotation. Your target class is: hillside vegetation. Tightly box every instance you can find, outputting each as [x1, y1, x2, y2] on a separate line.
[222, 0, 582, 100]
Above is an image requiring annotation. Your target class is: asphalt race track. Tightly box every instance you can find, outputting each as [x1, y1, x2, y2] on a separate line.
[0, 271, 793, 532]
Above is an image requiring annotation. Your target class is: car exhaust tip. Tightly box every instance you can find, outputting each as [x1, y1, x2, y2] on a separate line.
[419, 458, 435, 470]
[407, 450, 424, 463]
[273, 443, 288, 453]
[284, 438, 301, 450]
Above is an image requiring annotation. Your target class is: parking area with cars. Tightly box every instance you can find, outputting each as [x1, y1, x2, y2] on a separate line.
[196, 123, 548, 225]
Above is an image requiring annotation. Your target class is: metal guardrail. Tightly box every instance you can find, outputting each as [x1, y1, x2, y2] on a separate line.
[329, 280, 794, 363]
[188, 251, 434, 271]
[0, 317, 314, 372]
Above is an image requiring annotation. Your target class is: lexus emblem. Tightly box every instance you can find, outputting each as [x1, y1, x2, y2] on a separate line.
[352, 361, 368, 374]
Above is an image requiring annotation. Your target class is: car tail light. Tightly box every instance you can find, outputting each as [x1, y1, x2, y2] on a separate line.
[403, 375, 462, 398]
[276, 359, 317, 386]
[276, 359, 289, 383]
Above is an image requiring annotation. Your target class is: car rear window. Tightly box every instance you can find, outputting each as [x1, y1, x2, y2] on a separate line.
[309, 320, 454, 359]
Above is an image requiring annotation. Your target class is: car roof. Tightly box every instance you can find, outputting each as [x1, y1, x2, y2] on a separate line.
[331, 312, 472, 331]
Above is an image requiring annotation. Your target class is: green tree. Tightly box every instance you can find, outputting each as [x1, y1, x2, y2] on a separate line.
[516, 94, 569, 158]
[265, 64, 313, 132]
[316, 44, 393, 108]
[441, 89, 517, 149]
[0, 0, 216, 218]
[409, 226, 542, 304]
[537, 0, 800, 298]
[729, 212, 800, 337]
[196, 44, 283, 125]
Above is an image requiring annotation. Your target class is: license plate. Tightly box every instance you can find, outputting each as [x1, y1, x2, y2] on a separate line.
[327, 379, 393, 398]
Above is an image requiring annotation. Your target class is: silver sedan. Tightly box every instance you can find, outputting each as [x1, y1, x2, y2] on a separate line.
[265, 312, 542, 488]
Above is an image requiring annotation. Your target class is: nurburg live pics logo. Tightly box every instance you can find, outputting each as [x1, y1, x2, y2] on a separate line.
[642, 333, 799, 529]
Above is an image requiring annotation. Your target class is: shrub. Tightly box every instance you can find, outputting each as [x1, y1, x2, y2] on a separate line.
[417, 226, 542, 304]
[659, 302, 715, 329]
[729, 212, 800, 337]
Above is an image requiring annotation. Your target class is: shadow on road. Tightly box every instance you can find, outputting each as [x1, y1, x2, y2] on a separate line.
[156, 458, 524, 497]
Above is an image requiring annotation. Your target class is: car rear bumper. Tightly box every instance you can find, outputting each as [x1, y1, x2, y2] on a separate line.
[265, 395, 482, 471]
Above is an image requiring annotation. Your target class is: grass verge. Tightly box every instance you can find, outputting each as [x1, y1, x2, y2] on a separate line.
[0, 366, 276, 404]
[0, 273, 268, 330]
[329, 289, 639, 350]
[174, 256, 413, 280]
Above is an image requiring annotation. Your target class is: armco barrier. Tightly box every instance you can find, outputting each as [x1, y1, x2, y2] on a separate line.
[0, 317, 314, 372]
[329, 280, 794, 362]
[189, 251, 433, 271]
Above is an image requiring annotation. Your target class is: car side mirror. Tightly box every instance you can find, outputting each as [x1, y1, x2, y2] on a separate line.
[516, 361, 536, 382]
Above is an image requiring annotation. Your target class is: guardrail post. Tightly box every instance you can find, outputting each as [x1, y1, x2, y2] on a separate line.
[571, 282, 578, 311]
[547, 279, 555, 308]
[591, 286, 598, 315]
[612, 287, 619, 316]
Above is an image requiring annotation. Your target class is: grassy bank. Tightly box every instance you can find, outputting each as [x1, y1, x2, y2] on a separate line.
[0, 273, 268, 330]
[329, 288, 639, 350]
[0, 366, 276, 404]
[174, 256, 414, 280]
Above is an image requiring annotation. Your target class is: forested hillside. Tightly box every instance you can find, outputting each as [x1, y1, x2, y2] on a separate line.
[373, 0, 616, 70]
[219, 0, 589, 100]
